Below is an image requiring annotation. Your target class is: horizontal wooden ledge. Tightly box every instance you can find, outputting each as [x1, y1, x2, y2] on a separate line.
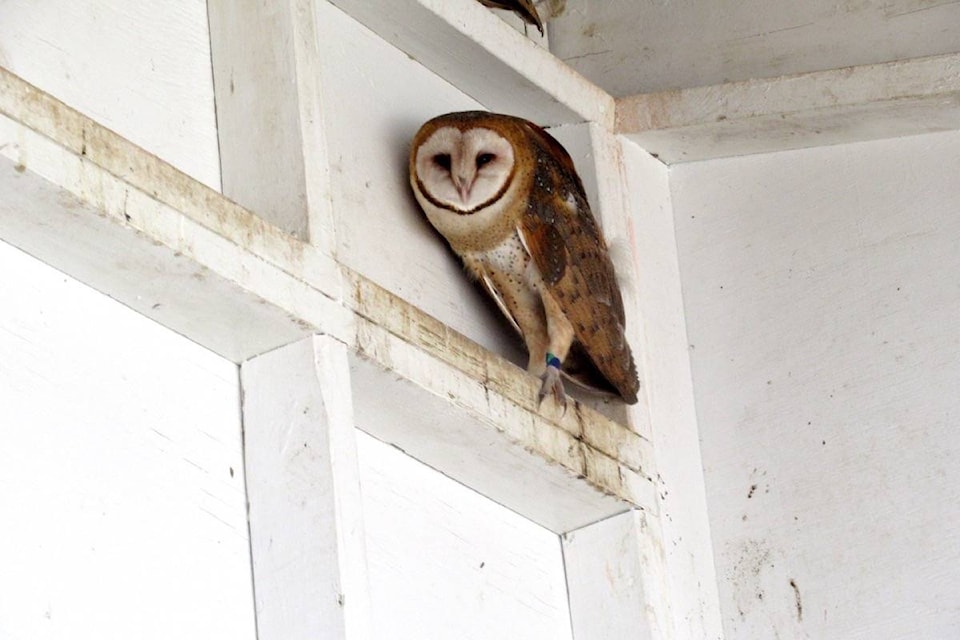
[0, 67, 652, 529]
[326, 0, 614, 128]
[617, 52, 960, 163]
[0, 67, 343, 299]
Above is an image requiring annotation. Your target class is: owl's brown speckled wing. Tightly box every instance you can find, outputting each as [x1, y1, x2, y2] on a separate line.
[518, 121, 640, 404]
[477, 0, 544, 34]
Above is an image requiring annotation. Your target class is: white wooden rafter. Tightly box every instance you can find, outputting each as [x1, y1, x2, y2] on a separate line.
[617, 52, 960, 163]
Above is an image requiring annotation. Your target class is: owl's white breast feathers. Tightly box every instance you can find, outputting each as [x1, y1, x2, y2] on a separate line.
[463, 228, 542, 336]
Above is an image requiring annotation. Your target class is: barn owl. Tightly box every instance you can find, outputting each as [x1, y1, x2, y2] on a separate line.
[478, 0, 544, 35]
[409, 111, 639, 407]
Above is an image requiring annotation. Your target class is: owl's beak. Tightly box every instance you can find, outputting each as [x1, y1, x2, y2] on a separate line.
[453, 173, 473, 202]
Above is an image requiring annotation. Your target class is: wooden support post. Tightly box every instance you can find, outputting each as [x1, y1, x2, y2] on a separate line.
[564, 511, 670, 640]
[207, 0, 333, 245]
[241, 336, 372, 640]
[622, 141, 724, 638]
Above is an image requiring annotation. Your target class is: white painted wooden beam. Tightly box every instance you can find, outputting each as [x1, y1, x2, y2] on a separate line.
[0, 68, 345, 304]
[0, 157, 315, 362]
[622, 141, 724, 638]
[241, 336, 373, 640]
[346, 275, 656, 522]
[0, 66, 650, 527]
[326, 0, 614, 128]
[208, 0, 334, 244]
[350, 315, 640, 533]
[618, 53, 960, 163]
[564, 511, 668, 640]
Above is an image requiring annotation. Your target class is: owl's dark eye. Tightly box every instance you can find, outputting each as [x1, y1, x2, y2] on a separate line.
[476, 153, 495, 168]
[433, 153, 452, 171]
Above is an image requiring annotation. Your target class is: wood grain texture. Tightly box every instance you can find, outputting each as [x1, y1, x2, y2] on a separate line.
[0, 0, 220, 188]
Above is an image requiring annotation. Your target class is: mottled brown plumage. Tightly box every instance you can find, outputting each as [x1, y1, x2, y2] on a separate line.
[410, 111, 639, 406]
[477, 0, 544, 35]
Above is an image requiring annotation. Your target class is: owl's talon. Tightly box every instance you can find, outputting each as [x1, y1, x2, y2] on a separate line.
[538, 364, 567, 414]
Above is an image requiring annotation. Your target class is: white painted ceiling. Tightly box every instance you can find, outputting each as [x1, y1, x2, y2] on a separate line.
[546, 0, 960, 96]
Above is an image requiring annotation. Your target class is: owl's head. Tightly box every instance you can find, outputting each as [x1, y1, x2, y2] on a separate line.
[411, 113, 518, 214]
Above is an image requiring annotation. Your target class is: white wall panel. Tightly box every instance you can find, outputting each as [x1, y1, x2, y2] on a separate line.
[0, 0, 220, 189]
[0, 241, 254, 639]
[357, 431, 573, 640]
[671, 130, 960, 639]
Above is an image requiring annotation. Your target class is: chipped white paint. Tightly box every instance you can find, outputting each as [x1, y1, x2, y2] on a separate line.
[0, 240, 254, 639]
[0, 0, 220, 188]
[618, 53, 960, 163]
[0, 69, 344, 302]
[358, 431, 573, 640]
[349, 318, 646, 533]
[671, 131, 960, 638]
[2, 0, 959, 636]
[0, 154, 319, 362]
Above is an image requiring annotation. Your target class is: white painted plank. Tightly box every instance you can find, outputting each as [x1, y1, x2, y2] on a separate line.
[0, 156, 315, 363]
[328, 0, 614, 128]
[0, 69, 344, 305]
[348, 337, 638, 533]
[564, 511, 657, 640]
[240, 336, 373, 640]
[622, 140, 724, 639]
[618, 53, 960, 163]
[208, 0, 330, 241]
[671, 130, 960, 639]
[357, 431, 573, 640]
[0, 240, 254, 639]
[550, 0, 960, 97]
[0, 0, 220, 188]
